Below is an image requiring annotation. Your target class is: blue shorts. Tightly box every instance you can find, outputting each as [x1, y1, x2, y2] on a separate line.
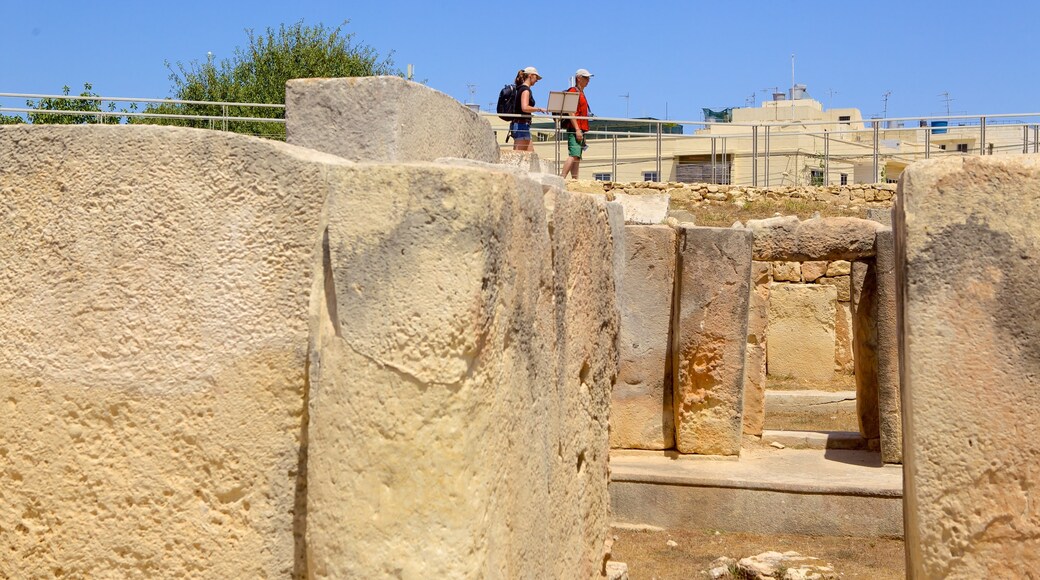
[509, 121, 531, 141]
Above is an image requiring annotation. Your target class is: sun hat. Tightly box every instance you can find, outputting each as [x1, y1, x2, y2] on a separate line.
[575, 68, 593, 78]
[523, 66, 541, 78]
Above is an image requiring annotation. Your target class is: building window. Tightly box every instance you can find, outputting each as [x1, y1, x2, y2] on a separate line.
[956, 143, 969, 153]
[939, 144, 947, 151]
[839, 115, 851, 125]
[810, 169, 824, 186]
[840, 173, 848, 186]
[643, 171, 658, 182]
[593, 173, 612, 182]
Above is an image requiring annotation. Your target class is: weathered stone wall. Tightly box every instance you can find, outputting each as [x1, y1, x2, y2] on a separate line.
[564, 180, 897, 207]
[898, 156, 1040, 577]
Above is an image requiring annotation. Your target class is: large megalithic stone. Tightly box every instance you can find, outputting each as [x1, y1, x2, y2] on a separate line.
[286, 76, 500, 164]
[874, 228, 902, 464]
[306, 165, 619, 578]
[672, 226, 752, 455]
[897, 156, 1040, 577]
[612, 225, 677, 449]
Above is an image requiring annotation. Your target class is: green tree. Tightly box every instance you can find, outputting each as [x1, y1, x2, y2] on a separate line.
[27, 83, 126, 125]
[139, 20, 396, 139]
[0, 114, 24, 125]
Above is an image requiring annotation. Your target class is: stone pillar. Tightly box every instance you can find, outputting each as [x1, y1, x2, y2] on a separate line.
[612, 225, 676, 449]
[851, 260, 880, 440]
[672, 226, 752, 455]
[898, 156, 1040, 577]
[874, 229, 902, 464]
[743, 261, 770, 436]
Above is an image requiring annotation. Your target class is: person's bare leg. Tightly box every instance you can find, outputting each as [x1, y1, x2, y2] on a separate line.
[513, 139, 531, 151]
[561, 156, 577, 178]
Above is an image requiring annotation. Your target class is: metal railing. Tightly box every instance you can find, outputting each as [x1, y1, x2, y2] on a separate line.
[5, 91, 1040, 185]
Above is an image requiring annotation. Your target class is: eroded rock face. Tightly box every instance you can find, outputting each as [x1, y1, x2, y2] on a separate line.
[898, 156, 1040, 578]
[747, 216, 883, 261]
[768, 284, 837, 383]
[0, 124, 349, 578]
[286, 76, 500, 164]
[306, 168, 619, 578]
[672, 226, 752, 455]
[743, 261, 771, 436]
[612, 225, 677, 449]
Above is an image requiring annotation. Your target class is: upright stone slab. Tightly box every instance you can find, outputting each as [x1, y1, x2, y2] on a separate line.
[851, 261, 880, 440]
[306, 168, 618, 579]
[743, 261, 771, 436]
[767, 284, 837, 383]
[898, 156, 1040, 577]
[286, 76, 500, 164]
[874, 229, 901, 464]
[672, 226, 752, 455]
[613, 192, 669, 225]
[612, 225, 676, 449]
[0, 125, 348, 578]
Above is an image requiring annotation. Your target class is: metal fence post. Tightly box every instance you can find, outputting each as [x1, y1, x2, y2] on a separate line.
[655, 121, 662, 181]
[711, 137, 717, 184]
[721, 137, 727, 185]
[764, 125, 770, 187]
[612, 135, 617, 180]
[925, 123, 931, 159]
[980, 116, 987, 155]
[752, 126, 759, 187]
[1025, 125, 1030, 154]
[1034, 125, 1039, 153]
[873, 122, 880, 183]
[824, 130, 830, 186]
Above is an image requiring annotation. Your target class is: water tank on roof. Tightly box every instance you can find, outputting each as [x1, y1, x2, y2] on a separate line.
[772, 92, 786, 101]
[791, 84, 808, 100]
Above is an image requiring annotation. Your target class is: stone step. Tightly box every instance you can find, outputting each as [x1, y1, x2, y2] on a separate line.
[610, 447, 903, 538]
[764, 390, 858, 432]
[761, 429, 873, 450]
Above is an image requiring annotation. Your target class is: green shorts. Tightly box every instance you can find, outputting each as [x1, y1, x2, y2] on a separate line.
[567, 131, 586, 158]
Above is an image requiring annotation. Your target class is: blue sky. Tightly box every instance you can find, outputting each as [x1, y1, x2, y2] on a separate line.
[2, 0, 1035, 122]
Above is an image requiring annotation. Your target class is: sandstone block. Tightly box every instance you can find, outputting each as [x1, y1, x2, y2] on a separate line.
[767, 284, 837, 383]
[897, 156, 1040, 577]
[748, 216, 883, 261]
[834, 301, 855, 373]
[874, 229, 901, 464]
[499, 149, 543, 172]
[771, 261, 801, 282]
[613, 192, 670, 224]
[0, 124, 349, 578]
[826, 260, 852, 276]
[286, 76, 499, 164]
[743, 261, 771, 436]
[817, 274, 851, 302]
[306, 166, 618, 578]
[612, 225, 677, 449]
[801, 260, 828, 282]
[866, 207, 893, 226]
[851, 261, 880, 439]
[673, 226, 752, 455]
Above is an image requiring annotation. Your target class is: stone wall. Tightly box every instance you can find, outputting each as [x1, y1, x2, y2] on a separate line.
[0, 79, 621, 579]
[564, 180, 897, 207]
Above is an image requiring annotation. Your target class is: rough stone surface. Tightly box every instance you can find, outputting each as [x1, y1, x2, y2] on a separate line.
[672, 226, 752, 455]
[667, 209, 697, 224]
[800, 260, 828, 282]
[613, 192, 670, 224]
[499, 149, 543, 172]
[743, 262, 771, 436]
[767, 284, 837, 382]
[286, 76, 500, 164]
[816, 274, 851, 302]
[305, 166, 618, 579]
[825, 260, 851, 276]
[747, 216, 883, 261]
[874, 229, 901, 464]
[850, 261, 880, 439]
[834, 302, 854, 373]
[866, 206, 893, 226]
[0, 124, 350, 578]
[612, 226, 676, 449]
[771, 261, 801, 282]
[897, 156, 1040, 577]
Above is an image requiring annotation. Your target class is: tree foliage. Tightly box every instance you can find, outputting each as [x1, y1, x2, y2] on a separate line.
[26, 83, 127, 125]
[140, 20, 397, 139]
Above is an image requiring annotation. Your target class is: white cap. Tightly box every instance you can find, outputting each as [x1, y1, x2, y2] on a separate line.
[575, 68, 593, 78]
[523, 66, 541, 78]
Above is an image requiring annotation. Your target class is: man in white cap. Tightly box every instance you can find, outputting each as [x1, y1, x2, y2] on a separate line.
[561, 69, 593, 179]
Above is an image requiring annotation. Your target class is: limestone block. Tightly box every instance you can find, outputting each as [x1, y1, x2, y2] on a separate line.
[834, 301, 855, 373]
[613, 192, 670, 224]
[767, 284, 837, 383]
[826, 260, 852, 276]
[286, 76, 499, 164]
[747, 216, 883, 261]
[897, 156, 1040, 577]
[673, 226, 752, 455]
[771, 261, 801, 282]
[0, 124, 350, 578]
[499, 149, 543, 172]
[306, 166, 618, 579]
[865, 207, 893, 226]
[801, 260, 828, 282]
[667, 209, 697, 224]
[743, 261, 771, 436]
[816, 274, 851, 302]
[851, 261, 880, 439]
[612, 225, 676, 449]
[874, 229, 901, 464]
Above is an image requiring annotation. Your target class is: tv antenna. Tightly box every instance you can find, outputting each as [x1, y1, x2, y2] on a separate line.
[745, 92, 756, 107]
[939, 91, 953, 116]
[619, 93, 630, 118]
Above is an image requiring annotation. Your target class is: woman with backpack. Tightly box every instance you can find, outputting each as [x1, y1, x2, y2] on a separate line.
[511, 66, 546, 151]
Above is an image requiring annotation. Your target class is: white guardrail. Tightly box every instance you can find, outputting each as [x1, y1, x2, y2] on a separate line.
[4, 91, 1040, 186]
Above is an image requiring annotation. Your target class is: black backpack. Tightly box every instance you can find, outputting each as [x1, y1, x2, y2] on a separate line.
[497, 83, 520, 122]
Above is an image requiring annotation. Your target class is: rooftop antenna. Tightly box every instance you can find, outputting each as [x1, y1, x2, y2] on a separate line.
[619, 92, 630, 118]
[745, 92, 756, 107]
[882, 91, 892, 120]
[465, 83, 477, 105]
[939, 91, 953, 116]
[826, 88, 838, 107]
